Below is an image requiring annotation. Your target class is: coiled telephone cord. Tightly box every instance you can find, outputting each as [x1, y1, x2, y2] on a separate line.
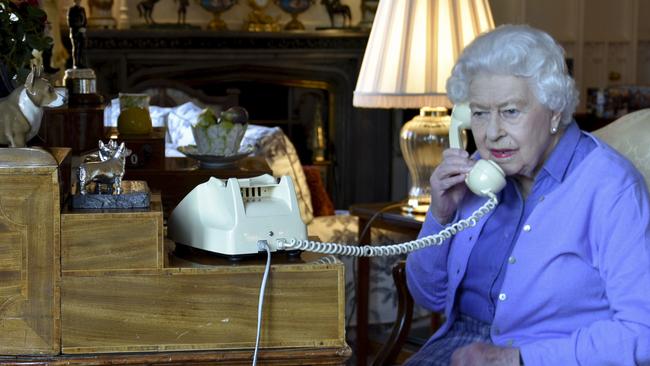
[283, 194, 498, 257]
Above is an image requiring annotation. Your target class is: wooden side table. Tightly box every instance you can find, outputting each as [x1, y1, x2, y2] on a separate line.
[349, 202, 424, 366]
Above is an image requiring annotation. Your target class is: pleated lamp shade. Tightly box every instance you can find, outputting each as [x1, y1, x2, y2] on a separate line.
[353, 0, 495, 109]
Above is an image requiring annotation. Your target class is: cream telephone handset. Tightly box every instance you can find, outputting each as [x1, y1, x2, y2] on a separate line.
[449, 103, 506, 197]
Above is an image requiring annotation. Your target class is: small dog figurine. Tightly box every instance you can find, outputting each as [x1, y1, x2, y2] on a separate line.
[78, 141, 129, 195]
[0, 65, 59, 147]
[82, 139, 120, 163]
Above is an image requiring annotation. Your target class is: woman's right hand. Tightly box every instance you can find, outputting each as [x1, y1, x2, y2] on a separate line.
[429, 148, 474, 224]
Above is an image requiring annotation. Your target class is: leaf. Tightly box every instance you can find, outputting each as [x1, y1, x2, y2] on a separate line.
[0, 0, 51, 82]
[25, 5, 46, 19]
[26, 33, 50, 50]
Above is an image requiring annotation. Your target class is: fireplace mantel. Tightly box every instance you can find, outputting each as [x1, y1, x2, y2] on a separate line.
[86, 29, 369, 51]
[85, 29, 394, 208]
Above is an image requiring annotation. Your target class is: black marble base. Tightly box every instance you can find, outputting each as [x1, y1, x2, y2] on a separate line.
[71, 180, 151, 209]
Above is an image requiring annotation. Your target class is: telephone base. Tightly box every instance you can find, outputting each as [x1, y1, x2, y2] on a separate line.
[174, 242, 303, 264]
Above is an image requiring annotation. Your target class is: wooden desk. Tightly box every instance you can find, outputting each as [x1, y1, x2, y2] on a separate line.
[0, 346, 351, 365]
[59, 202, 346, 356]
[349, 202, 424, 366]
[124, 156, 272, 217]
[1, 150, 348, 365]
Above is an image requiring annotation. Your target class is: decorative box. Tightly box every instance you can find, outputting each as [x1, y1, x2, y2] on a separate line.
[105, 127, 166, 169]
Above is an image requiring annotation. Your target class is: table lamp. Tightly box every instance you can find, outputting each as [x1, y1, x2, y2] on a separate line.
[353, 0, 494, 214]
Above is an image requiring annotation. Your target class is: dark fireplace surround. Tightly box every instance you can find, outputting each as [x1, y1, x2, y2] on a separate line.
[86, 29, 394, 208]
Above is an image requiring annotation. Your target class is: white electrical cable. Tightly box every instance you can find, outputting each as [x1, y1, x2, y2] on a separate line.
[282, 194, 498, 257]
[252, 240, 272, 366]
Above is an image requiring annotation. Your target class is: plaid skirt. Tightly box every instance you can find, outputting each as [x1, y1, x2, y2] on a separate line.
[403, 314, 492, 366]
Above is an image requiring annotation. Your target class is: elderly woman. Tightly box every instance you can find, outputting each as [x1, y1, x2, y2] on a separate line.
[405, 25, 650, 365]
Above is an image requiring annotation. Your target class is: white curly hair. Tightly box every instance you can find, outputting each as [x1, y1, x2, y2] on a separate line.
[446, 24, 579, 126]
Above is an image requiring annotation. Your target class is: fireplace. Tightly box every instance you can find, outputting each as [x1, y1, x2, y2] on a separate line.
[85, 29, 395, 208]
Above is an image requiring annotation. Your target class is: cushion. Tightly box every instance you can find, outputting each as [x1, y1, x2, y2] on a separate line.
[303, 165, 335, 216]
[593, 108, 650, 188]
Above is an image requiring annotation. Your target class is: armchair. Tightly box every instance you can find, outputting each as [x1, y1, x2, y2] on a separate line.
[378, 108, 650, 365]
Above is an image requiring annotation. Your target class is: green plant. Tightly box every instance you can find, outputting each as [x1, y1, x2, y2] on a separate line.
[0, 0, 52, 87]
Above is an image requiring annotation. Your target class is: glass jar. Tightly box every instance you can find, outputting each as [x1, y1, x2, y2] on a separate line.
[117, 93, 152, 135]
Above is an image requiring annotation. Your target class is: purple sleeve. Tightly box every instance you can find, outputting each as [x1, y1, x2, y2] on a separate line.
[405, 210, 455, 312]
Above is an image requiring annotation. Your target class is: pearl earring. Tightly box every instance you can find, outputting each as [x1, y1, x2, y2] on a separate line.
[551, 126, 558, 134]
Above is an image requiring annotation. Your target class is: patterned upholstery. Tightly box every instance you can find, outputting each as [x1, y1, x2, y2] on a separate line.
[303, 165, 335, 217]
[593, 109, 650, 188]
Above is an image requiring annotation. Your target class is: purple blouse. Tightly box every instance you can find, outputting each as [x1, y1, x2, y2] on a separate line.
[406, 122, 650, 365]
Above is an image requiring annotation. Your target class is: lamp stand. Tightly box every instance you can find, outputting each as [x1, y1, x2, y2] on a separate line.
[400, 107, 450, 214]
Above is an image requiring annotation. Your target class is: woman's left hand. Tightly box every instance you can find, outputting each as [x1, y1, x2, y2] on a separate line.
[451, 342, 520, 366]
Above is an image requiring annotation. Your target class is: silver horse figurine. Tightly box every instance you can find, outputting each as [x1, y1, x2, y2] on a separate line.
[78, 141, 129, 195]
